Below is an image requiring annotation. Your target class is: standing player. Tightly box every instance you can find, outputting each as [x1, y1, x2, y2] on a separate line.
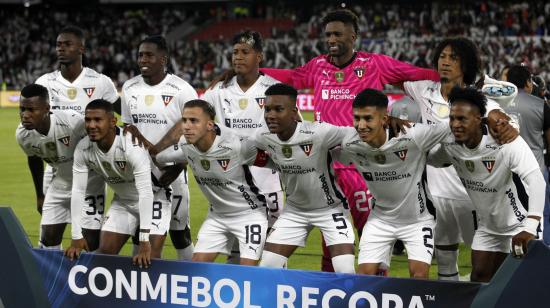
[65, 99, 159, 268]
[202, 30, 284, 262]
[34, 26, 119, 249]
[403, 38, 519, 280]
[256, 84, 355, 274]
[429, 87, 545, 282]
[16, 84, 103, 250]
[156, 100, 268, 265]
[122, 35, 198, 260]
[259, 9, 440, 271]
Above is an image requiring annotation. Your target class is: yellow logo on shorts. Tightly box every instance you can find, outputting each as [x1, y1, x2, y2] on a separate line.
[145, 95, 155, 106]
[239, 98, 248, 110]
[200, 159, 210, 171]
[67, 88, 77, 100]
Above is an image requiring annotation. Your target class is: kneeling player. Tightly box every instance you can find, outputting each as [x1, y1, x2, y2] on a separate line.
[156, 99, 268, 266]
[66, 99, 169, 268]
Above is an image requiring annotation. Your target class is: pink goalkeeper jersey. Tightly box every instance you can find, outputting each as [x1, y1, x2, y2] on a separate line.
[261, 51, 439, 126]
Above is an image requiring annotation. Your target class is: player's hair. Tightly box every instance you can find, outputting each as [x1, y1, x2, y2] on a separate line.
[506, 65, 531, 89]
[139, 35, 169, 54]
[59, 25, 85, 45]
[265, 83, 298, 102]
[86, 99, 114, 115]
[21, 84, 49, 103]
[448, 87, 487, 116]
[322, 9, 359, 34]
[353, 88, 388, 109]
[184, 99, 216, 120]
[232, 29, 263, 52]
[532, 75, 546, 98]
[432, 37, 481, 85]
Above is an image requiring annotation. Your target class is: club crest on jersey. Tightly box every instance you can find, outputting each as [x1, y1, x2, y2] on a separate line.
[482, 159, 495, 173]
[67, 88, 77, 100]
[255, 97, 266, 109]
[299, 143, 313, 156]
[217, 159, 230, 171]
[161, 95, 174, 106]
[200, 160, 210, 171]
[83, 87, 95, 98]
[115, 161, 127, 170]
[282, 145, 292, 158]
[465, 160, 475, 172]
[393, 149, 408, 161]
[335, 71, 345, 83]
[57, 136, 71, 147]
[354, 67, 365, 79]
[101, 161, 112, 171]
[374, 154, 386, 164]
[144, 95, 155, 106]
[45, 142, 57, 152]
[239, 98, 248, 110]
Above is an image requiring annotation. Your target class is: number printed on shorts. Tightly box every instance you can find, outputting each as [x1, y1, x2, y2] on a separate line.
[422, 227, 434, 249]
[267, 192, 279, 213]
[172, 195, 183, 216]
[332, 213, 348, 230]
[152, 201, 162, 220]
[245, 224, 262, 245]
[84, 195, 105, 215]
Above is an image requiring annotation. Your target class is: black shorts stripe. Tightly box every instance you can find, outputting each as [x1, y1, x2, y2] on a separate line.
[512, 172, 529, 211]
[327, 152, 348, 209]
[242, 165, 267, 208]
[421, 168, 436, 218]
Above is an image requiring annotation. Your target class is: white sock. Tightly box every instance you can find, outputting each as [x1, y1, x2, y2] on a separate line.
[176, 244, 194, 261]
[259, 251, 288, 268]
[437, 249, 459, 281]
[331, 254, 356, 274]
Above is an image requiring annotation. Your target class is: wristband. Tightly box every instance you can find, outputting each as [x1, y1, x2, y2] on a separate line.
[139, 232, 150, 242]
[523, 217, 539, 236]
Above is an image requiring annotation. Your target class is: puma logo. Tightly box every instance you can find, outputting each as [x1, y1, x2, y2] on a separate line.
[151, 221, 161, 229]
[248, 246, 258, 253]
[339, 230, 349, 238]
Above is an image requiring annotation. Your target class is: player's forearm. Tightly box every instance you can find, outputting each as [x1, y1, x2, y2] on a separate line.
[259, 68, 294, 84]
[154, 121, 183, 153]
[135, 171, 154, 231]
[70, 171, 88, 240]
[27, 156, 45, 198]
[156, 147, 186, 165]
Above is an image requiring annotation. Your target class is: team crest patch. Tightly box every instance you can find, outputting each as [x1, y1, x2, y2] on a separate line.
[83, 87, 95, 98]
[436, 105, 450, 117]
[200, 159, 210, 171]
[299, 143, 313, 156]
[161, 95, 174, 106]
[239, 98, 248, 110]
[255, 97, 266, 109]
[465, 160, 475, 172]
[282, 145, 292, 158]
[482, 159, 495, 173]
[393, 149, 408, 161]
[354, 67, 365, 79]
[67, 88, 77, 100]
[217, 159, 230, 171]
[57, 136, 70, 147]
[101, 161, 112, 171]
[144, 95, 155, 106]
[115, 161, 126, 170]
[335, 71, 345, 83]
[374, 153, 386, 164]
[45, 142, 56, 152]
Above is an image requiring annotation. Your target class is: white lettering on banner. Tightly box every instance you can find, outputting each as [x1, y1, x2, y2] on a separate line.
[89, 267, 113, 297]
[116, 269, 137, 299]
[171, 275, 188, 305]
[141, 272, 167, 303]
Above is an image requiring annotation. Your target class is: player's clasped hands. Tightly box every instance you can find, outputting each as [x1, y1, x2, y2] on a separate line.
[64, 238, 89, 261]
[133, 242, 152, 269]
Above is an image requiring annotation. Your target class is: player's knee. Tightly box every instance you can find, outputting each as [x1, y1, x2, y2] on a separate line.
[40, 229, 63, 247]
[331, 254, 355, 274]
[169, 227, 193, 249]
[470, 267, 493, 283]
[259, 251, 287, 268]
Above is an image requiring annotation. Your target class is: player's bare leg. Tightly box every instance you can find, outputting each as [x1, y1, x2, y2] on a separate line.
[96, 231, 130, 255]
[192, 252, 218, 262]
[40, 223, 67, 248]
[408, 260, 430, 279]
[239, 258, 258, 266]
[358, 263, 380, 275]
[471, 250, 508, 282]
[81, 228, 101, 251]
[327, 243, 356, 274]
[149, 234, 167, 258]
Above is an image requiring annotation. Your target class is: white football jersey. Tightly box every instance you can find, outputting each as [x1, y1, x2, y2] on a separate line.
[253, 121, 349, 211]
[158, 126, 267, 216]
[16, 110, 86, 186]
[203, 75, 281, 194]
[35, 67, 118, 115]
[404, 80, 510, 200]
[339, 122, 451, 223]
[432, 132, 540, 235]
[121, 74, 198, 144]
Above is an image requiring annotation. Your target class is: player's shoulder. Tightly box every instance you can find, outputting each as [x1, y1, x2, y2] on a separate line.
[52, 110, 83, 123]
[15, 124, 30, 140]
[258, 75, 280, 87]
[165, 74, 194, 91]
[405, 79, 439, 91]
[75, 135, 93, 151]
[309, 54, 331, 65]
[122, 75, 144, 92]
[81, 67, 104, 80]
[35, 71, 59, 84]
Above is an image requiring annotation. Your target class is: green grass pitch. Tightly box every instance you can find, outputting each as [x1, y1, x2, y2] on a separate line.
[0, 107, 472, 278]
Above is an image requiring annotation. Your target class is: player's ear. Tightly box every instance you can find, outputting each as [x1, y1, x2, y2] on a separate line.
[111, 115, 117, 126]
[257, 51, 263, 64]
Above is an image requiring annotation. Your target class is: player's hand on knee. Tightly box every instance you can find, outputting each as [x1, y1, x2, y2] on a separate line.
[133, 242, 152, 269]
[512, 231, 534, 258]
[388, 116, 411, 135]
[36, 196, 44, 215]
[64, 239, 89, 261]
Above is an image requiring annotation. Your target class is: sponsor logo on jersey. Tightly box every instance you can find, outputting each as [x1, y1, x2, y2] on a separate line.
[393, 149, 408, 161]
[83, 87, 95, 98]
[239, 98, 248, 110]
[335, 71, 345, 83]
[299, 143, 313, 156]
[482, 159, 495, 173]
[132, 114, 139, 124]
[322, 89, 329, 100]
[57, 136, 71, 147]
[200, 159, 210, 171]
[465, 160, 475, 172]
[354, 67, 365, 79]
[144, 95, 155, 106]
[115, 161, 126, 170]
[363, 172, 374, 181]
[161, 95, 174, 106]
[374, 153, 386, 164]
[217, 159, 230, 171]
[255, 97, 265, 109]
[67, 88, 77, 100]
[101, 161, 112, 171]
[282, 145, 292, 158]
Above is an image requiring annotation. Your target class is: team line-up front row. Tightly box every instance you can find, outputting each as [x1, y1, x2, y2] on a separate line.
[17, 82, 544, 282]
